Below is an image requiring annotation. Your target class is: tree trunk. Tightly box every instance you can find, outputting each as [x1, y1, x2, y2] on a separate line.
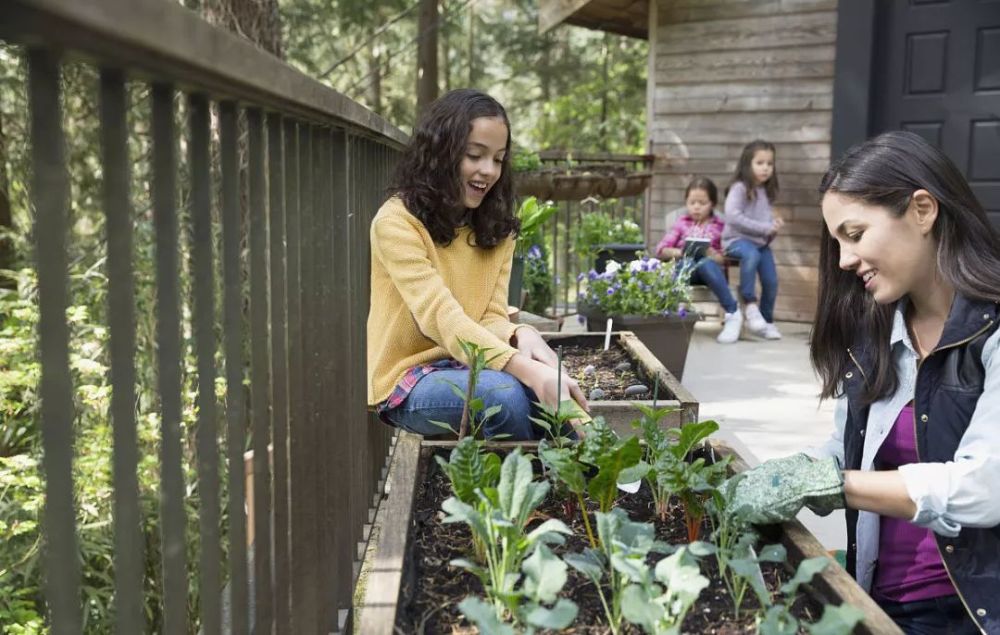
[0, 109, 13, 287]
[441, 1, 451, 93]
[203, 0, 284, 58]
[600, 33, 610, 152]
[467, 4, 475, 86]
[416, 0, 440, 114]
[369, 38, 382, 115]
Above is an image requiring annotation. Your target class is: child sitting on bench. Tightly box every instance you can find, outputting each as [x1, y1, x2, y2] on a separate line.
[655, 176, 741, 343]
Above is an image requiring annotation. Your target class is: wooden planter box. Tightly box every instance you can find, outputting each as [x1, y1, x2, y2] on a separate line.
[358, 433, 902, 635]
[541, 331, 699, 434]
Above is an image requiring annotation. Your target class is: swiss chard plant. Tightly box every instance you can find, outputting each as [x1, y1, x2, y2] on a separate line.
[639, 419, 729, 541]
[539, 416, 645, 548]
[442, 449, 574, 626]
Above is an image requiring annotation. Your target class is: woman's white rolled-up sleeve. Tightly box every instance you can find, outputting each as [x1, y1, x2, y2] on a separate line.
[897, 327, 1000, 537]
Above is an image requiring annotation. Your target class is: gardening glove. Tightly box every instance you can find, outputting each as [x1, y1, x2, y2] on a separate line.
[723, 453, 845, 525]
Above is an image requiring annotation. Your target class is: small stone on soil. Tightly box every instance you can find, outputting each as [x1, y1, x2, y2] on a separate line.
[589, 388, 606, 401]
[614, 361, 632, 372]
[624, 384, 650, 397]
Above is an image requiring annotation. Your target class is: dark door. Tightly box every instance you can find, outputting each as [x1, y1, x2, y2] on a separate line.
[871, 0, 1000, 226]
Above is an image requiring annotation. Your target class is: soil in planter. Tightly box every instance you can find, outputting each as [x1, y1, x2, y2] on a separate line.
[559, 344, 651, 401]
[396, 450, 824, 634]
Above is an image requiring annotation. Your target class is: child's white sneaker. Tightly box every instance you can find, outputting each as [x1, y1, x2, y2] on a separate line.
[717, 309, 742, 344]
[744, 303, 768, 336]
[761, 322, 782, 340]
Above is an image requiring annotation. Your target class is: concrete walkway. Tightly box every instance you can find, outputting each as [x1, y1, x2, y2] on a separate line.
[563, 315, 846, 550]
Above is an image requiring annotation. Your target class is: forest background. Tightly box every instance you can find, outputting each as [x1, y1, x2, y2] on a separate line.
[0, 0, 646, 632]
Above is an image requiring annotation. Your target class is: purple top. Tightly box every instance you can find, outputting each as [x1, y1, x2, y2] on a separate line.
[872, 403, 955, 603]
[721, 182, 773, 249]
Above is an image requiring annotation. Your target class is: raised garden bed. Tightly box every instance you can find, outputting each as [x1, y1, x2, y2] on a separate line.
[542, 332, 698, 435]
[359, 432, 902, 635]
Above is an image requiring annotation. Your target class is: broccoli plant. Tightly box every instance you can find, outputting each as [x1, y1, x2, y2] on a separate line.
[442, 449, 574, 625]
[458, 543, 578, 634]
[564, 508, 672, 635]
[618, 545, 710, 635]
[756, 556, 866, 635]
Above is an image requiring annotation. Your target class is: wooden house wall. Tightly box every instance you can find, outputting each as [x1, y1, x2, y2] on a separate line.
[644, 0, 837, 322]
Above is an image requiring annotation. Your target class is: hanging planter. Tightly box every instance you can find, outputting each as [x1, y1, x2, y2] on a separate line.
[514, 166, 652, 201]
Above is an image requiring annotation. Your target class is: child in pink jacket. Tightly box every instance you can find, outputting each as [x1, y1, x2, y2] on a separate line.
[655, 176, 741, 343]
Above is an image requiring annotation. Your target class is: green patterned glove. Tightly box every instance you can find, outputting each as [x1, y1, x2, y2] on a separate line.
[723, 454, 845, 525]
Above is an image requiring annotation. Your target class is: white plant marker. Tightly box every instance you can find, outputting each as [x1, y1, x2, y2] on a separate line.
[603, 317, 613, 351]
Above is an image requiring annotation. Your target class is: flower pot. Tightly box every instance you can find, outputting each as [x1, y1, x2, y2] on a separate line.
[508, 254, 524, 308]
[581, 308, 699, 380]
[593, 242, 645, 274]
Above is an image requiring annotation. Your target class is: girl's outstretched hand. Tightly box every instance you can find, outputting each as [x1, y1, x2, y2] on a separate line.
[513, 326, 559, 369]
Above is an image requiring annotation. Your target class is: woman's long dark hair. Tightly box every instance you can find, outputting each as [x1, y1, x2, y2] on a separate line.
[389, 89, 518, 247]
[811, 130, 1000, 404]
[731, 139, 779, 203]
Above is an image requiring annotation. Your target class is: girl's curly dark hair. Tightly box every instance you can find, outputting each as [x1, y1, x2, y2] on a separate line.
[389, 89, 519, 248]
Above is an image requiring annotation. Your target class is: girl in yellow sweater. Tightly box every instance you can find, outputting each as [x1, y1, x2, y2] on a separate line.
[367, 89, 588, 439]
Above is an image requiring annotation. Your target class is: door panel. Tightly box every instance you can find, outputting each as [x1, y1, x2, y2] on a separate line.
[872, 0, 1000, 225]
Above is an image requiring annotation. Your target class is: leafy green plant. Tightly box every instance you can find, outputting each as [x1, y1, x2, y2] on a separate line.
[516, 197, 558, 252]
[756, 557, 865, 635]
[430, 339, 506, 440]
[639, 420, 729, 541]
[458, 543, 578, 634]
[574, 211, 643, 267]
[619, 545, 709, 635]
[442, 449, 574, 625]
[511, 149, 543, 173]
[539, 416, 644, 548]
[565, 508, 672, 634]
[579, 255, 693, 319]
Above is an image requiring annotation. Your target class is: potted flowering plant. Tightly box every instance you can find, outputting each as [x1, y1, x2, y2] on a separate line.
[578, 255, 699, 379]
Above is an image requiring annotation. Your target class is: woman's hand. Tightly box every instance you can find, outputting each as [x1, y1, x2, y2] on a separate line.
[513, 327, 559, 369]
[504, 353, 589, 415]
[706, 247, 725, 265]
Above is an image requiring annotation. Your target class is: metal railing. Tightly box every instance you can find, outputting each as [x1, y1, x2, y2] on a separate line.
[1, 0, 406, 633]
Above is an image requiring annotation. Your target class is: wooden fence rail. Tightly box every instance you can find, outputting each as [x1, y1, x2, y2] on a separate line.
[0, 1, 406, 632]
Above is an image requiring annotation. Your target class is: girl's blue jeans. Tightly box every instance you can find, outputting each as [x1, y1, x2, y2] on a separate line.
[381, 368, 543, 440]
[724, 239, 778, 323]
[681, 257, 738, 314]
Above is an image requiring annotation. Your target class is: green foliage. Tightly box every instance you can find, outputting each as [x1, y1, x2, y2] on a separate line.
[511, 149, 542, 173]
[580, 256, 694, 319]
[574, 211, 643, 267]
[565, 508, 671, 635]
[443, 449, 575, 627]
[619, 546, 709, 635]
[516, 197, 558, 252]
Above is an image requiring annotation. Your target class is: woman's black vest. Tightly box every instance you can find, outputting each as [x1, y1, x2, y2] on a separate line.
[841, 295, 999, 633]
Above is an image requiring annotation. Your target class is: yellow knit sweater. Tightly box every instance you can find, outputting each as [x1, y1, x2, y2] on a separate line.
[367, 197, 525, 406]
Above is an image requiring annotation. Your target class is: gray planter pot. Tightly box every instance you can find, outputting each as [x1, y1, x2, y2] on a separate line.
[581, 307, 699, 380]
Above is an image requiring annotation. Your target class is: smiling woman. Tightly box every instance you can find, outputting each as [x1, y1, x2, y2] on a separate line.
[367, 89, 590, 440]
[729, 131, 1000, 635]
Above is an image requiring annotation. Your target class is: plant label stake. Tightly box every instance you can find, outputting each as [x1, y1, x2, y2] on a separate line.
[603, 317, 613, 351]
